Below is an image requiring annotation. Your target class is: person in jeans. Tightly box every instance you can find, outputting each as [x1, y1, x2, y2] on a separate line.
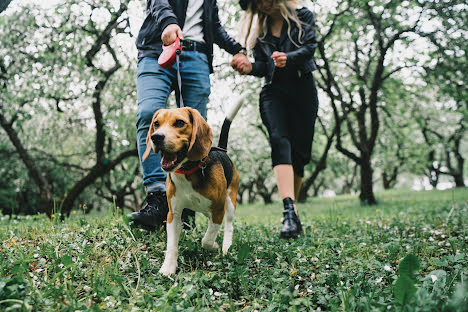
[231, 0, 319, 238]
[133, 0, 249, 230]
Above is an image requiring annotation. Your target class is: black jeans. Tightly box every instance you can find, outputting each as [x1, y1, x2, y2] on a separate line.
[259, 75, 319, 177]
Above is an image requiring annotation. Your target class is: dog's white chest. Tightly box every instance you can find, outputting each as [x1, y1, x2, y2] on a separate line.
[169, 173, 213, 216]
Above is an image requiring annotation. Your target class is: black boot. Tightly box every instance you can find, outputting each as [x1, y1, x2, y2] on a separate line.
[131, 191, 169, 231]
[280, 197, 302, 239]
[181, 208, 196, 231]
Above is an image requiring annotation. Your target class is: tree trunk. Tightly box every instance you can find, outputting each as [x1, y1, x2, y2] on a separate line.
[60, 149, 137, 215]
[236, 187, 245, 204]
[0, 112, 53, 215]
[359, 156, 376, 204]
[247, 184, 255, 204]
[453, 173, 465, 187]
[453, 149, 465, 187]
[382, 171, 397, 190]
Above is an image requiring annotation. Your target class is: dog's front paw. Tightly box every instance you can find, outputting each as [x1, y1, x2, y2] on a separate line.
[222, 243, 231, 256]
[159, 262, 177, 276]
[202, 240, 219, 250]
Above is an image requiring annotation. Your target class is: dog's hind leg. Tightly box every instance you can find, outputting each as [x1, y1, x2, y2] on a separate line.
[222, 190, 235, 255]
[202, 219, 221, 250]
[159, 201, 182, 276]
[202, 201, 224, 250]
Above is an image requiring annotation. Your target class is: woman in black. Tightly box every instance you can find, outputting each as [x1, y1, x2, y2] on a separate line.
[232, 0, 319, 238]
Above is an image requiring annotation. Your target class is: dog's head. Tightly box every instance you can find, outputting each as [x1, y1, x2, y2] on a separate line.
[142, 107, 213, 172]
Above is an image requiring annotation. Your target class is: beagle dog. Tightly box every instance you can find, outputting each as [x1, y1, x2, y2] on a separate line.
[142, 99, 244, 276]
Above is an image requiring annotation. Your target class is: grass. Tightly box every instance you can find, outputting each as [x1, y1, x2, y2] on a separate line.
[1, 188, 467, 311]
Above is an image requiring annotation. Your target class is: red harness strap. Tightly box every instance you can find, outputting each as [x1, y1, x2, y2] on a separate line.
[174, 157, 208, 175]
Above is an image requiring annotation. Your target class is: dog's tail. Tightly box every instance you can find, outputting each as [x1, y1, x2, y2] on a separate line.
[218, 94, 247, 150]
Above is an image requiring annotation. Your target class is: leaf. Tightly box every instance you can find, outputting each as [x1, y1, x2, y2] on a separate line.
[394, 274, 417, 305]
[423, 270, 447, 292]
[398, 254, 420, 278]
[61, 255, 73, 266]
[237, 243, 251, 264]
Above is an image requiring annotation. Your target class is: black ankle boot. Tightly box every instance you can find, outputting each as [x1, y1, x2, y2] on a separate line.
[280, 197, 302, 239]
[131, 191, 169, 231]
[181, 208, 196, 231]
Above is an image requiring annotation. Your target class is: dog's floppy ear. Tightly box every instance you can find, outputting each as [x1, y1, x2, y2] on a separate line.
[142, 110, 161, 162]
[186, 107, 212, 161]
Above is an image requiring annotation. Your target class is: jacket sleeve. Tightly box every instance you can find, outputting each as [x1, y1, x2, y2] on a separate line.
[285, 8, 318, 67]
[212, 0, 243, 54]
[150, 0, 179, 33]
[249, 44, 268, 77]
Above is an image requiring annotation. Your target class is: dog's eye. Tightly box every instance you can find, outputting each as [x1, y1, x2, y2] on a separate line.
[173, 120, 185, 128]
[153, 121, 159, 128]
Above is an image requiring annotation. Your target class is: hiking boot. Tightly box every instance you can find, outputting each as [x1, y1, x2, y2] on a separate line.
[279, 197, 303, 239]
[131, 191, 169, 231]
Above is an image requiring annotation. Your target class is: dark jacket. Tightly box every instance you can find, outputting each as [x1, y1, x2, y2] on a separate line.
[250, 7, 318, 84]
[136, 0, 243, 73]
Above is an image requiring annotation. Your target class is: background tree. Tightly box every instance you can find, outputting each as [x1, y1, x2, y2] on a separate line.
[420, 0, 467, 187]
[0, 0, 141, 215]
[315, 0, 428, 204]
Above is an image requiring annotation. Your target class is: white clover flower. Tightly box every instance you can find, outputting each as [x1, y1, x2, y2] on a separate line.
[376, 277, 383, 283]
[384, 265, 391, 271]
[431, 275, 438, 282]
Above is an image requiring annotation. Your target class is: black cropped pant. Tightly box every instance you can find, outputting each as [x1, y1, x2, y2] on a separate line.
[259, 74, 319, 177]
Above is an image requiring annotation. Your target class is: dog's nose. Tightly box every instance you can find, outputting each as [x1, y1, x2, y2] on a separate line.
[151, 133, 165, 145]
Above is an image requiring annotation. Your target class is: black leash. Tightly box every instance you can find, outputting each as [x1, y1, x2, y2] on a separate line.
[176, 50, 184, 108]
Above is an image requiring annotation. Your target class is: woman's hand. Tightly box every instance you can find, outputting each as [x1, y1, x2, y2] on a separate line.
[161, 24, 184, 46]
[271, 51, 287, 68]
[231, 54, 252, 74]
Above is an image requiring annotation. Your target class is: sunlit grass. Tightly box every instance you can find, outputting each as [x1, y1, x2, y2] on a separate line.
[1, 188, 467, 311]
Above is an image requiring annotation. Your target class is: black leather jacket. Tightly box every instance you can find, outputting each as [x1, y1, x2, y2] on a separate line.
[250, 7, 318, 84]
[136, 0, 243, 73]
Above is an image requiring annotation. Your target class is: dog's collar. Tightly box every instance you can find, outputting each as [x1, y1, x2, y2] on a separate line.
[175, 156, 208, 175]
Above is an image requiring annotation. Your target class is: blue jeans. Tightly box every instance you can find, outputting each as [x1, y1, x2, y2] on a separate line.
[136, 52, 211, 189]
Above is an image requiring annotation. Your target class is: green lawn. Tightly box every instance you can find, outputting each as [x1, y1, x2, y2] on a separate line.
[1, 188, 467, 311]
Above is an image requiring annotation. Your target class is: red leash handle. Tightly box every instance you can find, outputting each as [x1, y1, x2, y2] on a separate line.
[158, 37, 182, 69]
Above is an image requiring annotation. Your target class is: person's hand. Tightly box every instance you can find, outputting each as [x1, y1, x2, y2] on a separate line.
[230, 53, 252, 74]
[161, 24, 184, 46]
[271, 51, 287, 68]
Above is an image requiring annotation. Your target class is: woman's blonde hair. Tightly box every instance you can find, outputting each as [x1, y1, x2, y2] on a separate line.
[238, 0, 304, 50]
